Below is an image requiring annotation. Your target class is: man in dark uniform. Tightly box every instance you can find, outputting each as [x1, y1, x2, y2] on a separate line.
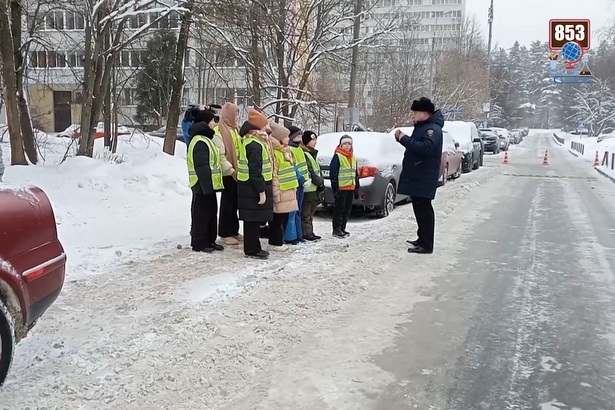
[394, 97, 444, 254]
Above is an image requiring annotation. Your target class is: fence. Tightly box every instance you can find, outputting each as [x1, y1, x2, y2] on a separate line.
[553, 133, 565, 145]
[571, 141, 585, 155]
[602, 151, 614, 170]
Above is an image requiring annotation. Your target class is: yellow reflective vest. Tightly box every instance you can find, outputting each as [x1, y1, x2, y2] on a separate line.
[273, 149, 299, 190]
[212, 124, 241, 157]
[237, 137, 273, 182]
[290, 145, 309, 181]
[304, 151, 321, 193]
[187, 135, 224, 190]
[336, 152, 357, 190]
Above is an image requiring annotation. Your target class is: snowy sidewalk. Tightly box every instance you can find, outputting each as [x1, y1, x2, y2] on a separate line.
[553, 131, 615, 182]
[0, 158, 502, 408]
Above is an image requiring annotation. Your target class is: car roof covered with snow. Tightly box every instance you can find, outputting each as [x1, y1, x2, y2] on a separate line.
[442, 121, 474, 144]
[316, 131, 403, 166]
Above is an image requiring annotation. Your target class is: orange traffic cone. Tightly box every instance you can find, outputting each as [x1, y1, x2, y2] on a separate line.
[542, 150, 549, 165]
[593, 151, 600, 166]
[503, 151, 509, 164]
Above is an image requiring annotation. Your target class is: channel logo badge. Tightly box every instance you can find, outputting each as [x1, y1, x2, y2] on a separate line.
[548, 19, 593, 84]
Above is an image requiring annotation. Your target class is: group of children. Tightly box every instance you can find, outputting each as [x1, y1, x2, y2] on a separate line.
[185, 103, 360, 259]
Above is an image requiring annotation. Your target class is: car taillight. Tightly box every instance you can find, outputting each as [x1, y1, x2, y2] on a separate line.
[358, 166, 378, 177]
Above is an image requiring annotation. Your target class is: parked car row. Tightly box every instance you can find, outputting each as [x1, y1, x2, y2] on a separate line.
[0, 187, 66, 386]
[314, 121, 484, 218]
[479, 127, 527, 154]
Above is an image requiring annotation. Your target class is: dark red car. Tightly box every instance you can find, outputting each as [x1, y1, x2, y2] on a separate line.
[438, 130, 463, 186]
[0, 186, 66, 385]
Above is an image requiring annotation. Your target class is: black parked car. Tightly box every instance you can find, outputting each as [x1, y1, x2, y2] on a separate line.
[480, 129, 500, 154]
[444, 121, 483, 172]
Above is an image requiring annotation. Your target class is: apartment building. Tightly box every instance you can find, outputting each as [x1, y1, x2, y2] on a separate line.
[24, 0, 465, 133]
[357, 0, 466, 123]
[25, 6, 248, 132]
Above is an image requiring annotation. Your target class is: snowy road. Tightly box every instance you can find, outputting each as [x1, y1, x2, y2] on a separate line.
[2, 132, 615, 409]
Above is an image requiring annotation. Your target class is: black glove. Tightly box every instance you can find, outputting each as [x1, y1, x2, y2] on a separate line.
[353, 190, 360, 200]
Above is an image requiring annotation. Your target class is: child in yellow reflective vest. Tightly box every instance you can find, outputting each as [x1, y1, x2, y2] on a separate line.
[329, 134, 360, 238]
[187, 109, 225, 252]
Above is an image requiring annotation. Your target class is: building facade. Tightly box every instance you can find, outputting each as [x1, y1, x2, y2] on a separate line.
[23, 0, 465, 133]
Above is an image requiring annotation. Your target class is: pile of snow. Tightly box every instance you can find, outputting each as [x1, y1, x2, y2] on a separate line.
[1, 129, 190, 278]
[555, 130, 615, 179]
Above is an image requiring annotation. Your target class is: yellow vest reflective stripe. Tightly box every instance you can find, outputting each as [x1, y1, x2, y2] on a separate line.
[290, 146, 309, 180]
[273, 149, 299, 190]
[213, 124, 241, 156]
[236, 137, 273, 182]
[337, 152, 357, 189]
[187, 135, 224, 190]
[304, 151, 320, 193]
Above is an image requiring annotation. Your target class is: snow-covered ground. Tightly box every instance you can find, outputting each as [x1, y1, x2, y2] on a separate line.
[1, 128, 189, 277]
[0, 125, 532, 406]
[554, 130, 615, 180]
[0, 135, 508, 407]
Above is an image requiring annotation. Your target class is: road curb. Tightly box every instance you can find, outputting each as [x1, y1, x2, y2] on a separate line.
[594, 167, 615, 184]
[552, 133, 564, 146]
[568, 149, 580, 157]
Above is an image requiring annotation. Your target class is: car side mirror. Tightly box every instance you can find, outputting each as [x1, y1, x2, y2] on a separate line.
[473, 137, 481, 143]
[454, 142, 460, 148]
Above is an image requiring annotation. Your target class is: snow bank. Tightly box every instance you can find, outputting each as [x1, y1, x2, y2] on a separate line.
[555, 131, 615, 181]
[1, 130, 189, 277]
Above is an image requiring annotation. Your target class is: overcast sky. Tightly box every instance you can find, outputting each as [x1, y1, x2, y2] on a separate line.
[465, 0, 614, 49]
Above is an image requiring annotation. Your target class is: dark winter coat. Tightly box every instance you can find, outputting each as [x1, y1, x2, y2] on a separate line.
[237, 138, 274, 222]
[329, 153, 360, 193]
[397, 110, 444, 200]
[188, 122, 221, 196]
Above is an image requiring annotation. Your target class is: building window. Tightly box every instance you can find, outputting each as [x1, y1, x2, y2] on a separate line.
[123, 88, 136, 106]
[45, 11, 63, 30]
[214, 48, 242, 68]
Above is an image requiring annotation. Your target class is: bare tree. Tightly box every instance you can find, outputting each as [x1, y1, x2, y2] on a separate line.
[432, 16, 489, 121]
[74, 0, 186, 157]
[163, 0, 193, 155]
[197, 0, 392, 123]
[0, 0, 28, 164]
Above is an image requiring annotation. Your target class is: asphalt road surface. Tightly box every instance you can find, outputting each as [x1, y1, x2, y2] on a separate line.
[2, 132, 614, 410]
[224, 133, 615, 410]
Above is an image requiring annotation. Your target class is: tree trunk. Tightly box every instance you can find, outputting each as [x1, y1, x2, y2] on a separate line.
[78, 12, 97, 157]
[249, 6, 261, 106]
[11, 0, 37, 164]
[0, 0, 27, 165]
[164, 1, 193, 155]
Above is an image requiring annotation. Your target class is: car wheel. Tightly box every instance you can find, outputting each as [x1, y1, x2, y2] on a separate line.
[452, 161, 462, 179]
[463, 155, 472, 173]
[472, 153, 480, 170]
[375, 182, 396, 218]
[438, 165, 448, 187]
[0, 298, 15, 387]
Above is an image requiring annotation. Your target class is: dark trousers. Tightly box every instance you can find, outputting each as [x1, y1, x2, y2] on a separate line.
[243, 221, 263, 255]
[411, 196, 435, 251]
[301, 195, 320, 236]
[219, 176, 240, 238]
[190, 192, 218, 250]
[269, 212, 289, 246]
[332, 190, 354, 232]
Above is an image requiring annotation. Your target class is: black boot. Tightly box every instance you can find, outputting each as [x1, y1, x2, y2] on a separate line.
[246, 250, 269, 259]
[406, 239, 419, 246]
[332, 230, 346, 238]
[211, 243, 224, 251]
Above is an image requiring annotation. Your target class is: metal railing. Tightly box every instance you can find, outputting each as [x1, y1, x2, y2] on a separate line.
[571, 141, 585, 155]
